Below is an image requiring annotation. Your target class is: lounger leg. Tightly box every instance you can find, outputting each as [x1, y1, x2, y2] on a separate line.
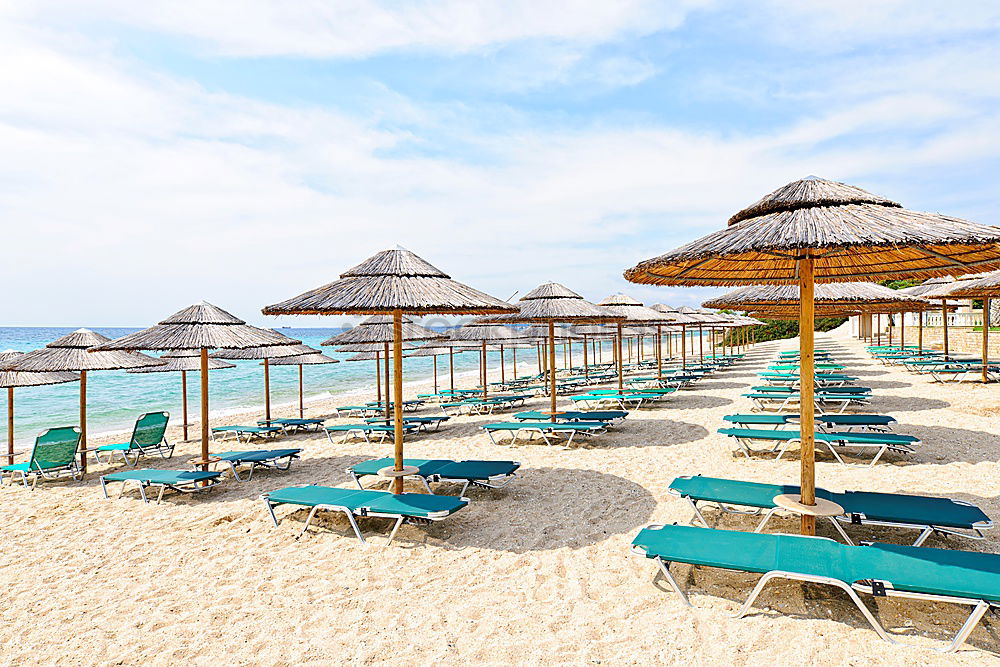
[100, 476, 109, 499]
[941, 601, 990, 653]
[753, 507, 782, 533]
[867, 445, 887, 468]
[351, 472, 365, 490]
[655, 558, 691, 607]
[298, 506, 323, 539]
[137, 482, 149, 504]
[686, 499, 712, 527]
[827, 517, 855, 545]
[343, 510, 366, 546]
[735, 572, 784, 619]
[911, 526, 934, 547]
[262, 498, 280, 527]
[155, 484, 166, 504]
[384, 517, 405, 548]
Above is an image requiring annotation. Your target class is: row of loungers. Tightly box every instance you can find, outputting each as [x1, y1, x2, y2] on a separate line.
[481, 409, 629, 447]
[633, 475, 998, 652]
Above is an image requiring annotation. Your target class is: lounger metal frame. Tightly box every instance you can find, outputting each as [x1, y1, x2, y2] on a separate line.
[1, 459, 82, 489]
[217, 450, 301, 481]
[210, 427, 281, 444]
[347, 464, 519, 496]
[260, 484, 469, 547]
[99, 474, 220, 504]
[631, 525, 999, 653]
[482, 424, 605, 448]
[722, 431, 915, 466]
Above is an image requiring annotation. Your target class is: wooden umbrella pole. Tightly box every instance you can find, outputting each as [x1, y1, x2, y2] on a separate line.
[548, 321, 557, 416]
[6, 387, 13, 465]
[918, 310, 924, 353]
[79, 370, 87, 474]
[680, 325, 687, 369]
[298, 364, 304, 419]
[500, 344, 505, 386]
[513, 347, 518, 379]
[433, 356, 438, 394]
[375, 352, 382, 402]
[181, 370, 189, 441]
[264, 357, 271, 421]
[582, 335, 589, 379]
[383, 342, 391, 419]
[392, 310, 404, 494]
[656, 325, 663, 378]
[449, 347, 454, 392]
[942, 300, 950, 361]
[876, 313, 881, 346]
[481, 341, 488, 399]
[698, 325, 704, 363]
[200, 349, 209, 470]
[983, 297, 991, 384]
[799, 255, 817, 536]
[617, 323, 624, 391]
[888, 313, 893, 346]
[900, 311, 905, 349]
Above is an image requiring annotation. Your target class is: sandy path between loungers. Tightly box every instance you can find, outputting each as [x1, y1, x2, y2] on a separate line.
[2, 332, 999, 665]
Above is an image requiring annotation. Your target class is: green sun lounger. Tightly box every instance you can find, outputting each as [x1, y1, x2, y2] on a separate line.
[347, 457, 520, 495]
[260, 484, 469, 546]
[751, 385, 871, 395]
[213, 448, 302, 481]
[569, 393, 665, 409]
[669, 475, 992, 546]
[742, 392, 868, 413]
[325, 423, 420, 444]
[100, 469, 222, 503]
[631, 523, 1000, 652]
[718, 427, 918, 465]
[95, 411, 172, 465]
[256, 417, 326, 432]
[723, 413, 896, 432]
[482, 421, 607, 447]
[0, 426, 82, 488]
[363, 416, 450, 431]
[211, 425, 282, 443]
[514, 410, 628, 424]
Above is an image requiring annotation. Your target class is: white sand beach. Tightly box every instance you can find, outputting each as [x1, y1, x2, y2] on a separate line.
[2, 332, 1000, 665]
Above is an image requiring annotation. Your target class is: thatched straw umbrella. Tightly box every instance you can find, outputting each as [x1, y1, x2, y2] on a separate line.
[626, 176, 1000, 536]
[263, 248, 516, 493]
[564, 324, 615, 380]
[404, 345, 464, 394]
[597, 294, 675, 387]
[91, 303, 300, 469]
[0, 329, 163, 473]
[449, 318, 529, 398]
[649, 304, 700, 368]
[212, 340, 312, 421]
[256, 347, 338, 418]
[498, 283, 621, 416]
[324, 315, 444, 418]
[915, 276, 987, 360]
[0, 351, 79, 465]
[127, 350, 236, 441]
[947, 270, 1000, 382]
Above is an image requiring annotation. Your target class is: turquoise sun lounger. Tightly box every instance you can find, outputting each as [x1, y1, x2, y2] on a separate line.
[514, 410, 628, 424]
[482, 421, 607, 447]
[325, 423, 420, 444]
[260, 484, 468, 546]
[257, 417, 326, 432]
[211, 425, 282, 443]
[669, 475, 992, 546]
[718, 427, 918, 466]
[100, 469, 222, 503]
[0, 426, 82, 488]
[363, 416, 450, 431]
[722, 414, 896, 432]
[631, 523, 1000, 652]
[347, 457, 520, 495]
[214, 448, 302, 481]
[95, 411, 173, 465]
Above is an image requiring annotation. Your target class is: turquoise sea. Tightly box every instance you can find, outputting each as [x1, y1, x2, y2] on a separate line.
[0, 327, 707, 446]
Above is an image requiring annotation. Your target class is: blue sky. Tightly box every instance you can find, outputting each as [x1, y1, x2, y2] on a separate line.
[2, 1, 999, 326]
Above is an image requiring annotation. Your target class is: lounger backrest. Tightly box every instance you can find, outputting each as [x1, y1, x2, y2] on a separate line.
[130, 411, 169, 449]
[30, 427, 82, 471]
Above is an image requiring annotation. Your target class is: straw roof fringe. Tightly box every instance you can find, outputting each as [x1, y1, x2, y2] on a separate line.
[92, 303, 301, 352]
[405, 346, 468, 357]
[212, 342, 315, 361]
[597, 294, 677, 323]
[0, 351, 80, 388]
[947, 270, 1000, 298]
[263, 352, 338, 366]
[321, 315, 444, 346]
[625, 177, 1000, 286]
[499, 282, 623, 324]
[127, 354, 236, 373]
[448, 318, 530, 343]
[703, 282, 932, 312]
[262, 248, 518, 316]
[897, 277, 952, 297]
[0, 329, 164, 373]
[648, 303, 701, 325]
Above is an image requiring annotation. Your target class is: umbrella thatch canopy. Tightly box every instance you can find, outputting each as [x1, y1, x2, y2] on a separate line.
[899, 277, 952, 297]
[913, 273, 993, 364]
[263, 247, 516, 495]
[945, 271, 1000, 381]
[93, 302, 302, 469]
[0, 329, 163, 472]
[625, 176, 1000, 537]
[598, 294, 675, 385]
[500, 283, 621, 415]
[127, 350, 235, 442]
[324, 316, 444, 419]
[704, 282, 931, 312]
[449, 318, 529, 397]
[0, 350, 80, 464]
[649, 304, 701, 368]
